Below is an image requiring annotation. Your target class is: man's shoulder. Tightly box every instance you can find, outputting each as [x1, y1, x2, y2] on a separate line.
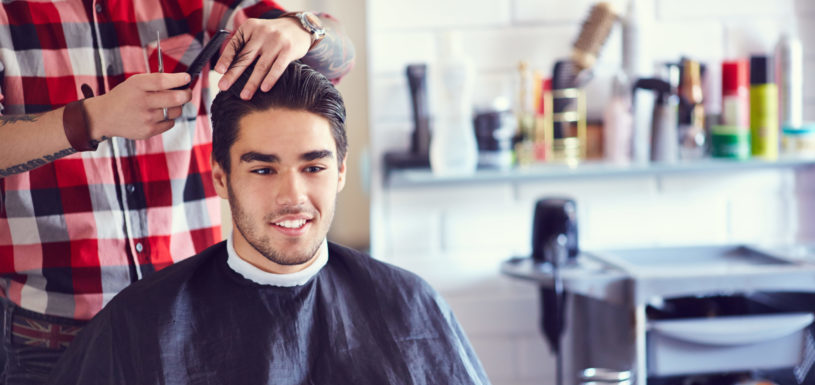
[110, 241, 227, 304]
[326, 242, 436, 297]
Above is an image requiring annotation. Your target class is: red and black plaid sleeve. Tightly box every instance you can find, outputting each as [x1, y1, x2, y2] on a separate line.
[0, 0, 284, 320]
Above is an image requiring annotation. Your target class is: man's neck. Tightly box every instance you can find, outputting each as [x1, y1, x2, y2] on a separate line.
[226, 234, 329, 287]
[230, 231, 321, 274]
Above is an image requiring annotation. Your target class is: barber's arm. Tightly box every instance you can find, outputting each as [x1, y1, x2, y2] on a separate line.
[214, 12, 355, 100]
[0, 73, 192, 177]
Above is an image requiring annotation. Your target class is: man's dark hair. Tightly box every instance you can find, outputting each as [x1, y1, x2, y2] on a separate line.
[210, 61, 347, 172]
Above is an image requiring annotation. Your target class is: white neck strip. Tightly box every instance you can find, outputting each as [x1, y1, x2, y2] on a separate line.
[226, 234, 328, 287]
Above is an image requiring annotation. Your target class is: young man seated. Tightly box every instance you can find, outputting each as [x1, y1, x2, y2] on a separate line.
[48, 61, 491, 385]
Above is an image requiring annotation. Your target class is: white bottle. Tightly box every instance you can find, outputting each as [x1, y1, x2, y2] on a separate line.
[776, 32, 803, 129]
[623, 0, 655, 164]
[603, 72, 633, 163]
[430, 32, 479, 177]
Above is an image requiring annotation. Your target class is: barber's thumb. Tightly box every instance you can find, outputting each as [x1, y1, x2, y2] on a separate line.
[150, 72, 192, 91]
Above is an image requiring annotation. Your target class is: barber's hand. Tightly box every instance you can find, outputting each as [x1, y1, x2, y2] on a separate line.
[214, 17, 311, 100]
[83, 73, 193, 141]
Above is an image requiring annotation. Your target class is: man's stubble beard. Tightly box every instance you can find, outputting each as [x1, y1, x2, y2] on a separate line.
[227, 182, 335, 266]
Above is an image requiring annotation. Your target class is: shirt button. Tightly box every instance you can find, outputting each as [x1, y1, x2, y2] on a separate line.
[135, 243, 143, 253]
[126, 184, 135, 193]
[95, 3, 103, 13]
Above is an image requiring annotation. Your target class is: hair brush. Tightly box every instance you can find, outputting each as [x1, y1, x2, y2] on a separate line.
[571, 2, 619, 73]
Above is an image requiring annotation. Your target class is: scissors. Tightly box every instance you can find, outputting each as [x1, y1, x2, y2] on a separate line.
[157, 31, 168, 121]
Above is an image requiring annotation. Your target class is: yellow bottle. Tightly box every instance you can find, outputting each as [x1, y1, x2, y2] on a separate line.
[750, 55, 779, 160]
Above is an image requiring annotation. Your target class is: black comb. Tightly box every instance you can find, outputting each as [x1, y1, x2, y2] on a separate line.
[173, 29, 230, 90]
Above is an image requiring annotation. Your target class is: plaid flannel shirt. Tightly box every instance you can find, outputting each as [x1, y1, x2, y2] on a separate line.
[0, 0, 285, 320]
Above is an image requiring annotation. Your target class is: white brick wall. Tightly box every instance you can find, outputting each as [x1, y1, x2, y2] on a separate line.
[367, 0, 815, 383]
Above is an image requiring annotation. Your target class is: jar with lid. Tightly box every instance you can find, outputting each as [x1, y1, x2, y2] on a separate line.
[782, 123, 815, 156]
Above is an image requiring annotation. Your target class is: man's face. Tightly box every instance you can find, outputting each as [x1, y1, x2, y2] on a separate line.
[212, 107, 346, 273]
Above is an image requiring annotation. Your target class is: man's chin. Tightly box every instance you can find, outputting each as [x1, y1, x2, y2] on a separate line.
[259, 243, 320, 267]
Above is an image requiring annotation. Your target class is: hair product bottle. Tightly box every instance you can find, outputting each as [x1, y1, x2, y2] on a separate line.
[429, 31, 478, 176]
[775, 33, 803, 129]
[721, 60, 750, 129]
[750, 55, 778, 160]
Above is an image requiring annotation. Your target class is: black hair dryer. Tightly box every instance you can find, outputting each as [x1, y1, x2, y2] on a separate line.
[531, 197, 578, 385]
[532, 197, 579, 265]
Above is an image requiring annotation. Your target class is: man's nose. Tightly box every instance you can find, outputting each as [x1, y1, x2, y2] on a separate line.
[275, 170, 307, 206]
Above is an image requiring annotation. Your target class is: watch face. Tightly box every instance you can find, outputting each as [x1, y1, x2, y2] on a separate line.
[303, 12, 324, 30]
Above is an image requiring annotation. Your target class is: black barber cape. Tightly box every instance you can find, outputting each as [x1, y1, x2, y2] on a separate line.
[48, 241, 491, 385]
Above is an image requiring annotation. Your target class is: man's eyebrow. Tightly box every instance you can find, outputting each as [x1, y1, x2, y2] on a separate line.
[302, 150, 333, 161]
[240, 152, 279, 163]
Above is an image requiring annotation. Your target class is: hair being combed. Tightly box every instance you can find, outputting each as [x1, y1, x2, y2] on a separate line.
[210, 60, 347, 172]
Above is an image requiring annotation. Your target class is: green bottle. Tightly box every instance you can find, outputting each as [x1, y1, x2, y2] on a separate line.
[750, 55, 778, 160]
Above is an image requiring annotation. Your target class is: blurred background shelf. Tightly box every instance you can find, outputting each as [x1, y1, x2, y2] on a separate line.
[386, 156, 815, 187]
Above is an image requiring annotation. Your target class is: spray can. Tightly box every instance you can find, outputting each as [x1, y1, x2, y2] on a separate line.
[750, 55, 778, 160]
[775, 34, 803, 129]
[721, 60, 750, 129]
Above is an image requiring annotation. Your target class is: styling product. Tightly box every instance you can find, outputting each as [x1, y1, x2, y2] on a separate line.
[623, 0, 655, 164]
[721, 60, 750, 129]
[677, 58, 706, 159]
[535, 78, 553, 161]
[515, 61, 536, 166]
[429, 32, 478, 176]
[775, 33, 803, 129]
[633, 76, 679, 163]
[474, 107, 516, 169]
[711, 125, 750, 159]
[407, 64, 431, 157]
[382, 64, 432, 171]
[782, 123, 815, 156]
[750, 55, 778, 160]
[603, 71, 633, 163]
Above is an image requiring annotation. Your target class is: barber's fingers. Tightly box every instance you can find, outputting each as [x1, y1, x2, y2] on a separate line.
[152, 118, 177, 134]
[240, 52, 287, 100]
[217, 41, 262, 93]
[152, 106, 183, 122]
[144, 89, 192, 110]
[133, 72, 192, 91]
[259, 53, 293, 93]
[215, 31, 241, 75]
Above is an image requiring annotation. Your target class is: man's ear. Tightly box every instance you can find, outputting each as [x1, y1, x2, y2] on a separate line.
[337, 156, 347, 193]
[211, 155, 229, 199]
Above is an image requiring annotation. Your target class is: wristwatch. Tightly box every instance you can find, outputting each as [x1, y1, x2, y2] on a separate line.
[281, 11, 326, 50]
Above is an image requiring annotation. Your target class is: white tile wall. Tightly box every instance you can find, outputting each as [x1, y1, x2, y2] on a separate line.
[368, 0, 814, 383]
[656, 0, 794, 19]
[368, 0, 511, 31]
[649, 21, 725, 62]
[369, 32, 437, 75]
[513, 0, 606, 23]
[724, 20, 785, 58]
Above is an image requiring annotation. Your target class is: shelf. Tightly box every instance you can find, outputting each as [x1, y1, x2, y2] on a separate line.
[386, 156, 815, 187]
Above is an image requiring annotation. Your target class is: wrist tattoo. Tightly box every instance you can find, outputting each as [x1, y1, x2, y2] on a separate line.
[302, 26, 355, 81]
[0, 114, 41, 126]
[0, 147, 77, 177]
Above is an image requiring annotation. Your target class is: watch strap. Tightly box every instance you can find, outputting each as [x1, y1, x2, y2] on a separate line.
[281, 11, 325, 50]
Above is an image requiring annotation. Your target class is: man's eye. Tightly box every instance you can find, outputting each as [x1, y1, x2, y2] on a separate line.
[251, 168, 273, 175]
[305, 166, 325, 173]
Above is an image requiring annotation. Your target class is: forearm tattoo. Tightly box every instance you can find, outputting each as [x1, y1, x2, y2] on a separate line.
[302, 16, 356, 81]
[0, 148, 77, 177]
[0, 114, 40, 126]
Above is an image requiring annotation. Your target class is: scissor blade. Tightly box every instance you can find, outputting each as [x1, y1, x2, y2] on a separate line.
[156, 30, 164, 73]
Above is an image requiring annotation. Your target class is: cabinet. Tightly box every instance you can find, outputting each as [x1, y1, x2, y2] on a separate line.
[502, 244, 815, 385]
